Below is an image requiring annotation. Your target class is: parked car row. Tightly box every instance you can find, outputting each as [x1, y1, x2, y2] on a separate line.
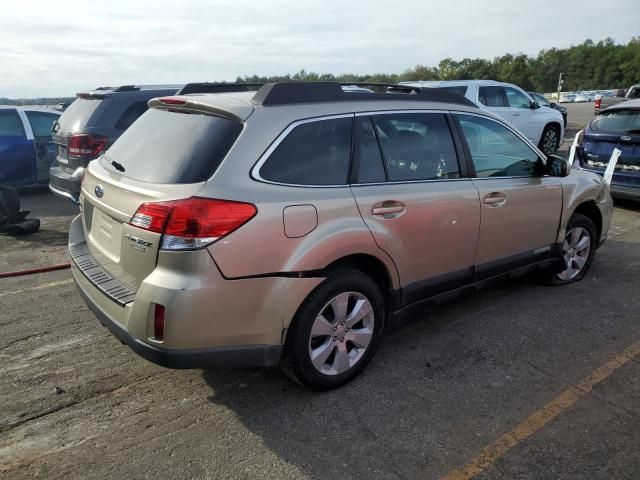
[559, 90, 611, 103]
[594, 84, 640, 114]
[66, 81, 611, 389]
[399, 80, 565, 156]
[576, 99, 640, 200]
[0, 107, 60, 187]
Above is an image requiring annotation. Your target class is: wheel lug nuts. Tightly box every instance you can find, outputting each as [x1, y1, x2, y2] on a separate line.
[333, 326, 337, 331]
[340, 337, 345, 342]
[332, 336, 337, 341]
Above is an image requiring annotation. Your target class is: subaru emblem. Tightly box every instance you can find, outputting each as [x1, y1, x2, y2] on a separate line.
[620, 136, 631, 142]
[95, 185, 104, 198]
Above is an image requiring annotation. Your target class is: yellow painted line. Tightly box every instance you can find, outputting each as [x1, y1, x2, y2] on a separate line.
[0, 279, 74, 298]
[441, 340, 640, 480]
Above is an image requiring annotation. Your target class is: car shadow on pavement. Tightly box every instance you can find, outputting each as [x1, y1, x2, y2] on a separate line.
[200, 236, 640, 479]
[198, 275, 561, 479]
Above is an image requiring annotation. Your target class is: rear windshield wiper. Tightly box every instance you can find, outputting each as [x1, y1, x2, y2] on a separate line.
[110, 160, 125, 172]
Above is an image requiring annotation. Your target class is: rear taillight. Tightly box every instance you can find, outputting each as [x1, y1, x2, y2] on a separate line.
[68, 134, 108, 159]
[595, 98, 601, 109]
[130, 197, 257, 250]
[153, 304, 165, 341]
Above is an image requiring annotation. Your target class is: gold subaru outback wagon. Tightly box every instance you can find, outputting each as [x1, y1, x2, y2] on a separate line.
[69, 82, 613, 390]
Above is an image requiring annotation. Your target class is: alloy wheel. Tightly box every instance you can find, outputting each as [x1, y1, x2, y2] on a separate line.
[308, 292, 374, 375]
[542, 128, 558, 155]
[557, 226, 591, 280]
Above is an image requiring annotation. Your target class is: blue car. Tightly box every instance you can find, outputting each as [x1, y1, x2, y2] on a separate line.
[0, 107, 61, 187]
[577, 99, 640, 201]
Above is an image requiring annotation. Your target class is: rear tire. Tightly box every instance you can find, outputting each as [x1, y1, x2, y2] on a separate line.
[544, 213, 597, 285]
[539, 124, 560, 156]
[283, 268, 385, 391]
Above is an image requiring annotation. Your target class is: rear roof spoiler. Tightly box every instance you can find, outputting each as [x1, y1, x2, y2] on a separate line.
[178, 83, 264, 95]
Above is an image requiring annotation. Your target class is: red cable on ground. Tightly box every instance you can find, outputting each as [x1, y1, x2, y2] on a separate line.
[0, 263, 71, 279]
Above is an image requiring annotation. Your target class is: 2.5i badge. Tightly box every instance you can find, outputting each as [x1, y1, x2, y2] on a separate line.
[125, 233, 153, 252]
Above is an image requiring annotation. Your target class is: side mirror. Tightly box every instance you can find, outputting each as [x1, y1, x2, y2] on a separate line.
[549, 102, 557, 108]
[546, 154, 570, 177]
[531, 101, 540, 109]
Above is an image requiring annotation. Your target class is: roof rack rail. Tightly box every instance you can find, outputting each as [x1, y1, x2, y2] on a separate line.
[250, 82, 476, 107]
[178, 83, 264, 95]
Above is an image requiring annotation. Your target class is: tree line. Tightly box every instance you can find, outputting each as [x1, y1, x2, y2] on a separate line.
[236, 37, 640, 93]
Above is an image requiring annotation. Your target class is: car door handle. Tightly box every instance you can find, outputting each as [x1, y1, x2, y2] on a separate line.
[372, 201, 405, 216]
[483, 192, 507, 207]
[512, 112, 521, 117]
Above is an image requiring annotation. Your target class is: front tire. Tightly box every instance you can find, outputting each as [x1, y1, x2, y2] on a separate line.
[546, 213, 597, 285]
[283, 268, 385, 391]
[539, 124, 560, 156]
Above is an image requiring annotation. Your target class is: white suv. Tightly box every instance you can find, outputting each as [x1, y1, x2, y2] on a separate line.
[400, 80, 565, 156]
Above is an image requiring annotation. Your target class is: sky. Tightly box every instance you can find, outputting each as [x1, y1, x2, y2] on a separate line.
[1, 0, 639, 98]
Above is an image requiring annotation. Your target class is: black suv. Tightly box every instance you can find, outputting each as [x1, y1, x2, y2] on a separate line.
[49, 84, 181, 203]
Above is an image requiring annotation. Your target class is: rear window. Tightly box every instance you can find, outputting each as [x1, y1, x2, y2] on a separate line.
[478, 86, 506, 107]
[57, 98, 105, 131]
[101, 108, 242, 184]
[591, 109, 640, 134]
[436, 86, 468, 97]
[0, 109, 25, 136]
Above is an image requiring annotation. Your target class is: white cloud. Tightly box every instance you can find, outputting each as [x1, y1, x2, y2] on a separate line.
[1, 0, 638, 97]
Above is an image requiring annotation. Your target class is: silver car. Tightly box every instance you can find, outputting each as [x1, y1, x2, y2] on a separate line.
[69, 82, 612, 390]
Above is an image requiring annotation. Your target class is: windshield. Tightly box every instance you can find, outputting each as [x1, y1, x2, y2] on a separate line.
[591, 109, 640, 134]
[531, 93, 550, 107]
[101, 108, 242, 184]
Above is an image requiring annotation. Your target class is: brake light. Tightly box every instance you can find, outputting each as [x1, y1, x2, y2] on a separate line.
[130, 197, 257, 250]
[158, 97, 187, 106]
[595, 97, 601, 109]
[68, 134, 108, 158]
[154, 304, 165, 341]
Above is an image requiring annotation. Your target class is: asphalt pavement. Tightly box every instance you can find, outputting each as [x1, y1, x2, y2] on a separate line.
[1, 179, 639, 479]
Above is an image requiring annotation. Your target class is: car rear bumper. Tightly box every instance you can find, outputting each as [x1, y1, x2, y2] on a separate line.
[68, 215, 322, 369]
[73, 270, 283, 368]
[49, 165, 83, 203]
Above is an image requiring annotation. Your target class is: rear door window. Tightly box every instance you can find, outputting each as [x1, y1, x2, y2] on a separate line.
[0, 109, 26, 137]
[478, 86, 506, 107]
[25, 111, 59, 137]
[371, 113, 460, 181]
[102, 108, 242, 184]
[259, 117, 352, 185]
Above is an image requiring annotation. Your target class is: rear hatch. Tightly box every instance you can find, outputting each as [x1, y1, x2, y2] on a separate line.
[52, 93, 111, 171]
[581, 108, 640, 183]
[78, 101, 247, 291]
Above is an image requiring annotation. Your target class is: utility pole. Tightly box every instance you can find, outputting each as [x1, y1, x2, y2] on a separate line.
[557, 73, 564, 101]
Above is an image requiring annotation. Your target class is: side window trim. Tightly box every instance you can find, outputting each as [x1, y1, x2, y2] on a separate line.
[349, 115, 388, 184]
[252, 113, 354, 188]
[452, 111, 546, 179]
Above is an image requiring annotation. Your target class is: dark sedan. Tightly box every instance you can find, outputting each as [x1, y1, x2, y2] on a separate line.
[576, 99, 640, 200]
[528, 92, 568, 127]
